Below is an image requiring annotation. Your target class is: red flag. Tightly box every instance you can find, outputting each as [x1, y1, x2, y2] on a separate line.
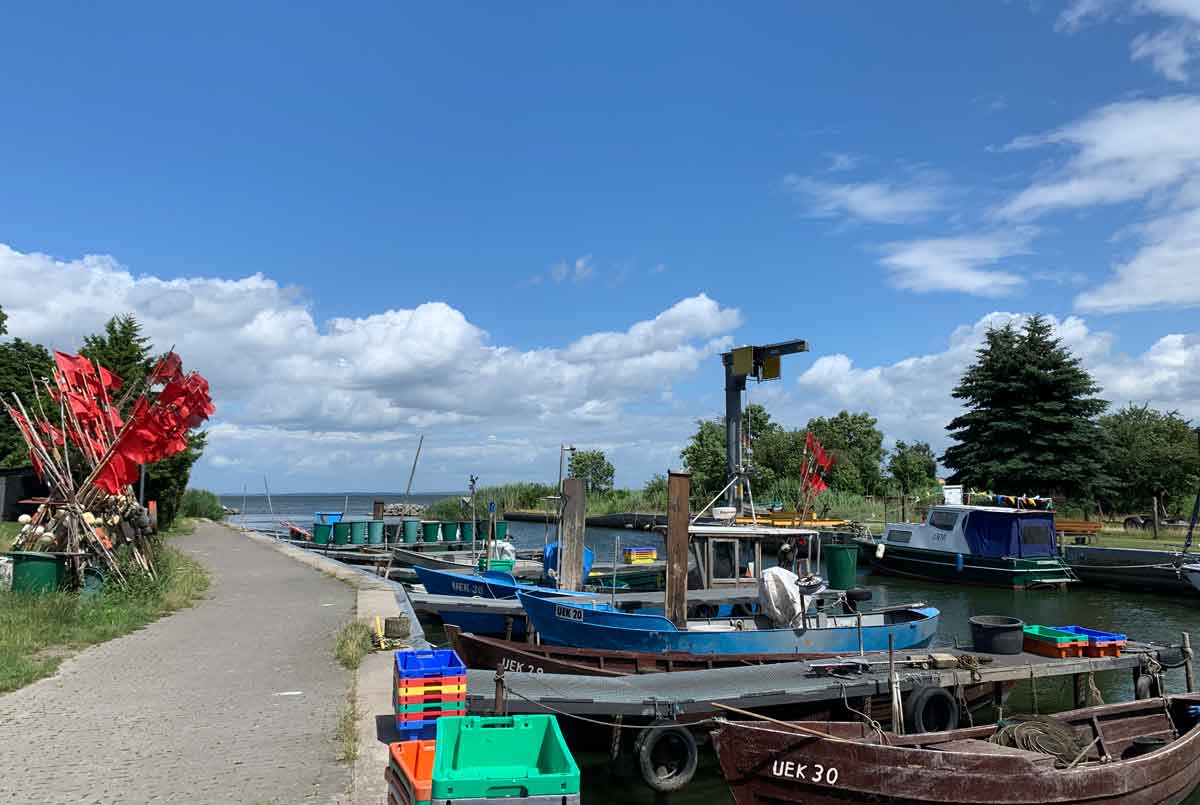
[37, 420, 65, 446]
[815, 441, 833, 471]
[93, 452, 139, 495]
[52, 351, 98, 388]
[150, 352, 183, 384]
[806, 473, 828, 495]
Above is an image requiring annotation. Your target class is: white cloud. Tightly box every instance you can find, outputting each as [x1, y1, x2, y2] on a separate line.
[785, 311, 1198, 454]
[0, 244, 742, 490]
[1075, 206, 1200, 311]
[825, 152, 861, 172]
[784, 172, 949, 224]
[1054, 0, 1200, 80]
[876, 231, 1033, 296]
[998, 96, 1200, 219]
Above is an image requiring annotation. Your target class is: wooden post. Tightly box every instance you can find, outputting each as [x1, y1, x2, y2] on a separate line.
[558, 477, 586, 591]
[1151, 496, 1160, 540]
[665, 470, 691, 629]
[1184, 632, 1196, 693]
[372, 499, 384, 520]
[1073, 673, 1087, 709]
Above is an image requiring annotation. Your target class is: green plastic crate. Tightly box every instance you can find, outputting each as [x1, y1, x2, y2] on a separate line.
[431, 715, 580, 799]
[1024, 625, 1084, 644]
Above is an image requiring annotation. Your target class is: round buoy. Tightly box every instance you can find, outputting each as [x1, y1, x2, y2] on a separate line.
[903, 685, 960, 734]
[633, 721, 698, 793]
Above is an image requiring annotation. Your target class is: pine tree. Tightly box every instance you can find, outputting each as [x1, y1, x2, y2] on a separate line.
[942, 315, 1108, 499]
[80, 314, 154, 398]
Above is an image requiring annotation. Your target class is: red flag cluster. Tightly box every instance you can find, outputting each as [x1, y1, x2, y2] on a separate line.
[800, 431, 835, 496]
[92, 352, 215, 494]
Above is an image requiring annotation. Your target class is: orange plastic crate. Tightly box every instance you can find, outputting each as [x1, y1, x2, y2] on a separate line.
[1024, 635, 1085, 658]
[395, 675, 467, 692]
[1084, 642, 1124, 658]
[388, 740, 436, 805]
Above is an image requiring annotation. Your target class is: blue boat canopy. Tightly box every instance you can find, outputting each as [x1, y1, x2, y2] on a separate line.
[963, 510, 1057, 558]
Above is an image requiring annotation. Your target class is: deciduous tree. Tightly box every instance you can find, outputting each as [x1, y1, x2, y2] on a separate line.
[568, 449, 615, 495]
[1099, 404, 1200, 519]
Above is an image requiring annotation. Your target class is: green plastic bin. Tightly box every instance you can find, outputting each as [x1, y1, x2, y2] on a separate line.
[313, 522, 333, 545]
[9, 551, 65, 594]
[432, 715, 580, 799]
[350, 520, 368, 545]
[403, 520, 420, 543]
[421, 521, 441, 543]
[494, 521, 508, 541]
[368, 520, 385, 545]
[332, 522, 351, 546]
[441, 521, 459, 542]
[459, 521, 473, 541]
[1024, 625, 1083, 644]
[823, 543, 858, 590]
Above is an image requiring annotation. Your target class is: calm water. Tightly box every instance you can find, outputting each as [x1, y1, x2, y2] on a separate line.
[223, 495, 1200, 804]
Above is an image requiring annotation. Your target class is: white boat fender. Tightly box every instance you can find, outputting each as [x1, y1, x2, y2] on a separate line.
[875, 543, 886, 559]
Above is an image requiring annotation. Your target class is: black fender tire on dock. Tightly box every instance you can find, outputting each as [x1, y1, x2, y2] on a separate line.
[633, 721, 698, 793]
[903, 685, 960, 734]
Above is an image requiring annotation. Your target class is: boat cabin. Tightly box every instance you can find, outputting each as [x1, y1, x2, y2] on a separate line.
[685, 524, 820, 588]
[884, 505, 1059, 559]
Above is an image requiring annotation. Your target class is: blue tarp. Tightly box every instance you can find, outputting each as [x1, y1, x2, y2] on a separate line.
[542, 542, 595, 583]
[962, 511, 1057, 558]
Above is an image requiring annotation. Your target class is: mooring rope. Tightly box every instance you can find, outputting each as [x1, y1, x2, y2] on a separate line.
[989, 715, 1089, 766]
[502, 686, 718, 731]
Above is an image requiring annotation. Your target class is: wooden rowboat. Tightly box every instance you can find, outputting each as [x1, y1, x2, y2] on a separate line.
[712, 694, 1200, 804]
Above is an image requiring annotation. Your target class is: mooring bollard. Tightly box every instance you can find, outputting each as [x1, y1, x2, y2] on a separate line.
[1183, 632, 1196, 693]
[494, 666, 507, 716]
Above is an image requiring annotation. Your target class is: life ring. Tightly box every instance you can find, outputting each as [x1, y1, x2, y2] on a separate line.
[633, 721, 698, 793]
[903, 685, 960, 734]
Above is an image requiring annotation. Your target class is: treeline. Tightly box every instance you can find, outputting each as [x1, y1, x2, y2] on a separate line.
[0, 307, 206, 527]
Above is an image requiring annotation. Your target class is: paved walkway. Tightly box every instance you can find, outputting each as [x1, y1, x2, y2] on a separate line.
[0, 521, 356, 804]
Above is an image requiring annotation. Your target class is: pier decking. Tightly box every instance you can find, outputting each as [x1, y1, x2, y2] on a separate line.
[464, 643, 1183, 720]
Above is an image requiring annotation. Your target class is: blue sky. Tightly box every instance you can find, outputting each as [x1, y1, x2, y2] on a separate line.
[3, 2, 1200, 493]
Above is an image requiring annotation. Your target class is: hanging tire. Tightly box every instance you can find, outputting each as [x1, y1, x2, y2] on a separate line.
[633, 721, 698, 793]
[903, 685, 960, 734]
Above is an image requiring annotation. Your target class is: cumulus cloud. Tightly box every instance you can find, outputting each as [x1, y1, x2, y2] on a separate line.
[785, 311, 1196, 455]
[0, 244, 741, 489]
[1075, 207, 1200, 311]
[876, 230, 1034, 296]
[784, 172, 949, 224]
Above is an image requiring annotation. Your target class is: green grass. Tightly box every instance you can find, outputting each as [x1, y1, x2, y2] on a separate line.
[0, 521, 20, 550]
[334, 620, 374, 671]
[0, 523, 209, 693]
[335, 687, 359, 763]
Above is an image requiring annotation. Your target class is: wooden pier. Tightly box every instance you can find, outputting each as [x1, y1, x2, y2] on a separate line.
[465, 642, 1185, 720]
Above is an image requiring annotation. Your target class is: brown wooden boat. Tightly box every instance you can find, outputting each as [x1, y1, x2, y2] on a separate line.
[444, 624, 842, 676]
[712, 694, 1200, 804]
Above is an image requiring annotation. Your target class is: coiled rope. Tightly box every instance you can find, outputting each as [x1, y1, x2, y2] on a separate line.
[989, 715, 1089, 766]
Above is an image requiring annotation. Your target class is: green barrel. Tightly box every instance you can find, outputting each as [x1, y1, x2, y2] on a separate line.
[332, 522, 351, 545]
[421, 521, 441, 543]
[441, 521, 460, 542]
[312, 523, 333, 545]
[459, 521, 474, 541]
[368, 520, 384, 545]
[9, 551, 64, 594]
[823, 543, 859, 590]
[495, 520, 509, 541]
[350, 520, 368, 545]
[403, 519, 420, 543]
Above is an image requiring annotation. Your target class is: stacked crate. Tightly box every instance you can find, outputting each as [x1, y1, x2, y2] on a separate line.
[1022, 625, 1087, 658]
[393, 649, 467, 740]
[622, 546, 657, 564]
[1053, 626, 1127, 657]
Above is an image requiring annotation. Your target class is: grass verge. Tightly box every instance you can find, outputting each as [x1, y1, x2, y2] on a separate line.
[335, 684, 359, 763]
[334, 620, 375, 671]
[0, 519, 209, 694]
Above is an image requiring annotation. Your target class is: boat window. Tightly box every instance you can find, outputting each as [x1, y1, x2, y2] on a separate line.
[888, 530, 912, 543]
[1021, 523, 1053, 548]
[738, 539, 756, 578]
[711, 540, 737, 580]
[929, 510, 959, 531]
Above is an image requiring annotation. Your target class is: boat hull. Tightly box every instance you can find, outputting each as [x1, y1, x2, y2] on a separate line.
[518, 592, 938, 654]
[712, 695, 1200, 805]
[413, 566, 583, 637]
[865, 542, 1073, 589]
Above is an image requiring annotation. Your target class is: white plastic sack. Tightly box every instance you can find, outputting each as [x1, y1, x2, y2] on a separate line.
[758, 565, 807, 628]
[489, 540, 517, 561]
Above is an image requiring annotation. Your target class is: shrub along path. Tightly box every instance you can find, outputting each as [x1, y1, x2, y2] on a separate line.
[0, 520, 356, 803]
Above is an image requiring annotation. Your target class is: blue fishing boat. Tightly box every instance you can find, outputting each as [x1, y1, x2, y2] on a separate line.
[413, 565, 591, 637]
[517, 590, 938, 654]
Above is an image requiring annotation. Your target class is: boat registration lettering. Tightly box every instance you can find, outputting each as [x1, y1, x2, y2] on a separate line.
[500, 658, 544, 674]
[451, 581, 485, 595]
[771, 759, 839, 785]
[554, 604, 584, 622]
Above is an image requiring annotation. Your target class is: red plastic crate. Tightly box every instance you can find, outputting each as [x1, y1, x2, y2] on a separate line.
[394, 674, 466, 692]
[1024, 635, 1085, 658]
[394, 692, 468, 707]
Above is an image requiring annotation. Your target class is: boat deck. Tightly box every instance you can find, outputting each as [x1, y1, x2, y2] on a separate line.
[408, 585, 760, 616]
[463, 642, 1182, 719]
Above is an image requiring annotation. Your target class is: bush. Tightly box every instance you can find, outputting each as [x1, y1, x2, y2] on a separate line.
[179, 488, 224, 520]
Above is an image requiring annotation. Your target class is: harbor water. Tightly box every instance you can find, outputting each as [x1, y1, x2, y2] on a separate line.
[223, 494, 1200, 804]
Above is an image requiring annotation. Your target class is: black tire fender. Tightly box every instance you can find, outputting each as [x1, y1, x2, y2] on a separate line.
[633, 721, 698, 793]
[903, 685, 960, 734]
